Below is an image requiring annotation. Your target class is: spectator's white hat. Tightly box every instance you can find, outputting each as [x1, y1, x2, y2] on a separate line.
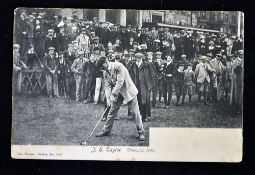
[48, 29, 54, 33]
[155, 52, 162, 55]
[13, 44, 20, 49]
[48, 47, 55, 51]
[154, 39, 160, 43]
[135, 52, 144, 58]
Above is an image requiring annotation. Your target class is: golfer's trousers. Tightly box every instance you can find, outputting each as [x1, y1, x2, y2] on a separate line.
[103, 95, 144, 134]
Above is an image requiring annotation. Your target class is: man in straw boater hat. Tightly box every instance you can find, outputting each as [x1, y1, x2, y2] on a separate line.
[94, 56, 145, 141]
[194, 55, 215, 105]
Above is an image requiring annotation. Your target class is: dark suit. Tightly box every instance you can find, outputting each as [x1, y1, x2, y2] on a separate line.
[129, 61, 156, 119]
[162, 62, 175, 106]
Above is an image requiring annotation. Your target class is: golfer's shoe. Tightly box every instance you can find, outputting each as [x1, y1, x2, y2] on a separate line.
[139, 133, 145, 141]
[95, 131, 110, 137]
[80, 141, 88, 146]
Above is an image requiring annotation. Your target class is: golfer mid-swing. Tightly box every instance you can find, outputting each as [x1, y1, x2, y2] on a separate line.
[95, 56, 145, 141]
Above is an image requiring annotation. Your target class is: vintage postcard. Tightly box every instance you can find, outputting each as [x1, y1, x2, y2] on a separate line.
[12, 8, 243, 162]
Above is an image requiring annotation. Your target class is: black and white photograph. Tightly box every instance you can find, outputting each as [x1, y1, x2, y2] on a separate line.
[11, 8, 243, 161]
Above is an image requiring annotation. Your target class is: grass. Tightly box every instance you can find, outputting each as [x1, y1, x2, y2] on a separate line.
[12, 95, 242, 146]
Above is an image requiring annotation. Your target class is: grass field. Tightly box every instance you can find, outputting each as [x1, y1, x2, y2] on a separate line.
[12, 95, 242, 146]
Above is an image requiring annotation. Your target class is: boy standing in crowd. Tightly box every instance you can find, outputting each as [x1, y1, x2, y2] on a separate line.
[174, 64, 185, 106]
[182, 63, 195, 104]
[162, 55, 175, 108]
[56, 51, 70, 98]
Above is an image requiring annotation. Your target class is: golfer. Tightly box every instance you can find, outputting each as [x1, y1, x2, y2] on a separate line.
[95, 56, 145, 141]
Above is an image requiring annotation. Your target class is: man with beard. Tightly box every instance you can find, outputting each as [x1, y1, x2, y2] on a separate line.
[94, 56, 145, 141]
[128, 53, 155, 121]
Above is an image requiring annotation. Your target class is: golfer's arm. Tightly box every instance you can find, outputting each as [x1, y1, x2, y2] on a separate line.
[104, 73, 111, 103]
[111, 66, 125, 96]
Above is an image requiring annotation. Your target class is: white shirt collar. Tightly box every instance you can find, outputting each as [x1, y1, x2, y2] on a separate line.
[108, 62, 112, 71]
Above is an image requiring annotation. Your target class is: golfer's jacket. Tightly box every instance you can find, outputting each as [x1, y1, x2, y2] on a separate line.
[104, 62, 138, 103]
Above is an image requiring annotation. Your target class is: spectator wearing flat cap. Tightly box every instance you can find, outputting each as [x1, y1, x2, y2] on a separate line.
[195, 56, 215, 105]
[128, 52, 156, 121]
[43, 29, 58, 54]
[153, 51, 164, 105]
[209, 53, 226, 102]
[43, 46, 59, 98]
[71, 50, 87, 102]
[89, 36, 105, 53]
[76, 28, 90, 51]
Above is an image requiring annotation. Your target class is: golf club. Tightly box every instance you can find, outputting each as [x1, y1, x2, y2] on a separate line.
[80, 106, 111, 146]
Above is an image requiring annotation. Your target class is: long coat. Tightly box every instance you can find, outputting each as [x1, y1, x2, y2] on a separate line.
[195, 62, 215, 84]
[128, 61, 156, 104]
[230, 58, 243, 106]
